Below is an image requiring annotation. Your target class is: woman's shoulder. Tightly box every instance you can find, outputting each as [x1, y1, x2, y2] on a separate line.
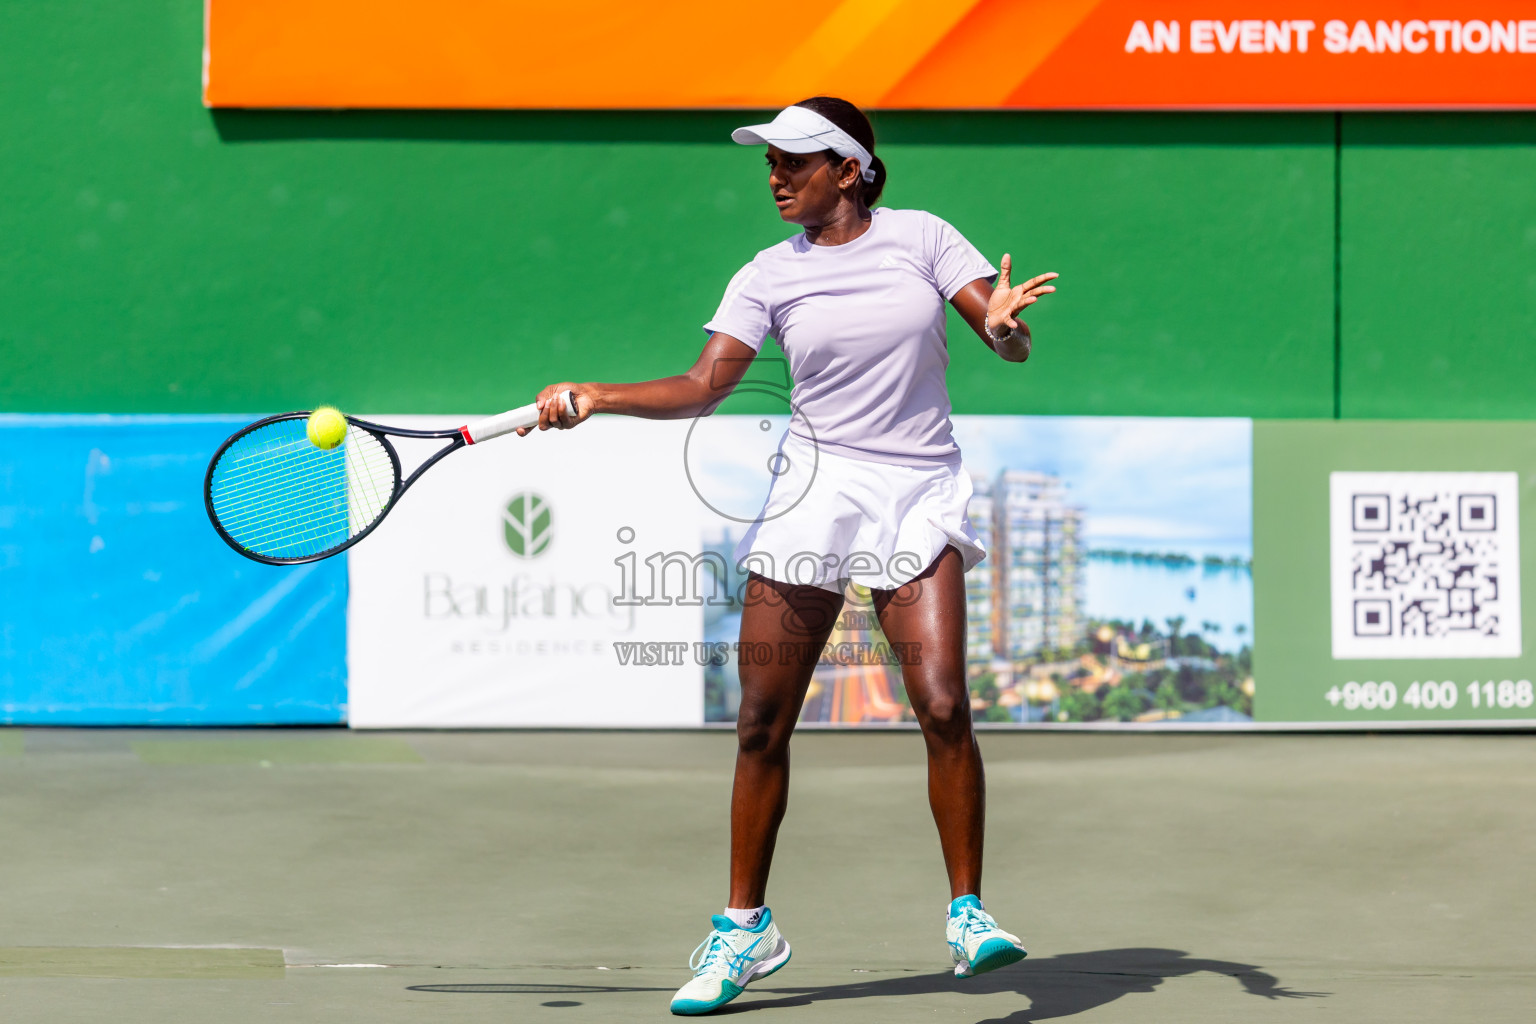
[875, 207, 962, 243]
[875, 207, 946, 226]
[718, 237, 798, 302]
[747, 234, 805, 266]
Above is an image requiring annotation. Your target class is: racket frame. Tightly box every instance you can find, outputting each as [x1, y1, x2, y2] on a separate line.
[204, 413, 426, 565]
[203, 393, 573, 566]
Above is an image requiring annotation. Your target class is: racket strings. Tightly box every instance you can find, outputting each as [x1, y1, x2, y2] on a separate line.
[208, 418, 400, 560]
[344, 431, 394, 533]
[211, 439, 340, 515]
[215, 430, 392, 554]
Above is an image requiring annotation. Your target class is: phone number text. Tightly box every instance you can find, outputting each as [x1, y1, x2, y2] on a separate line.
[1324, 679, 1534, 712]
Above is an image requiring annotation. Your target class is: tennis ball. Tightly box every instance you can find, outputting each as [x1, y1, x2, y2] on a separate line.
[306, 406, 348, 450]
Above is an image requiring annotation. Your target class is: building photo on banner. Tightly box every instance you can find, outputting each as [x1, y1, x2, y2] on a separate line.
[698, 416, 1256, 727]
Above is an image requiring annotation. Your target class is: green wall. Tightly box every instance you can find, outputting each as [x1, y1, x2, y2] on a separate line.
[1342, 115, 1536, 419]
[0, 2, 1531, 418]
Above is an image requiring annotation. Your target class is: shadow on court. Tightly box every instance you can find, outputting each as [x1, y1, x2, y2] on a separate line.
[408, 947, 1325, 1021]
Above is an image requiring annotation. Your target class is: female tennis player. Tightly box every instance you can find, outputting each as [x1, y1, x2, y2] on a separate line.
[522, 96, 1056, 1015]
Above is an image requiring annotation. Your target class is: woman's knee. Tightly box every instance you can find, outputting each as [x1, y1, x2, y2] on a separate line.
[915, 689, 974, 746]
[736, 697, 795, 756]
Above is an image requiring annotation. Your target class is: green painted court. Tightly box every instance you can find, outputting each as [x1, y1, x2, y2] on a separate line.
[2, 728, 1530, 1022]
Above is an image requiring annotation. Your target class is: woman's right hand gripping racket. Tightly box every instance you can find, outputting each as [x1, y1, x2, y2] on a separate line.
[204, 391, 577, 565]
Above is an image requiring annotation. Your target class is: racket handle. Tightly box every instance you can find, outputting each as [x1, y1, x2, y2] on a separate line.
[461, 390, 577, 445]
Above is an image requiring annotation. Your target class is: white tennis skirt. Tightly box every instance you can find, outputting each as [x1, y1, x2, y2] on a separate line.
[733, 432, 986, 593]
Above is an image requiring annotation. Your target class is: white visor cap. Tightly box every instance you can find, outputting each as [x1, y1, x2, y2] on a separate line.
[731, 105, 877, 183]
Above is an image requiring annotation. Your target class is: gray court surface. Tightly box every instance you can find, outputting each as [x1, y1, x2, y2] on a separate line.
[0, 728, 1531, 1023]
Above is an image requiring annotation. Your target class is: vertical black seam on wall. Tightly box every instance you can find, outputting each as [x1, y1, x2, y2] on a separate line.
[1333, 111, 1343, 420]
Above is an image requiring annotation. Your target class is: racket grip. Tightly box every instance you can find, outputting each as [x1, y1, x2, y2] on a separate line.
[462, 390, 577, 444]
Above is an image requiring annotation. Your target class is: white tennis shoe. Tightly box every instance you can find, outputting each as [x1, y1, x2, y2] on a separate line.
[946, 895, 1027, 978]
[669, 910, 791, 1016]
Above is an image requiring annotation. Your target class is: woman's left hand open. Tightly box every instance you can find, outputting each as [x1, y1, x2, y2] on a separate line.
[988, 254, 1057, 332]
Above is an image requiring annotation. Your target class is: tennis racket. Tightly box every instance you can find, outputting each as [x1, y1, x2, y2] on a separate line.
[204, 391, 576, 565]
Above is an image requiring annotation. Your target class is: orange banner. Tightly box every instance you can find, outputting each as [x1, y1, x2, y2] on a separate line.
[204, 2, 1536, 109]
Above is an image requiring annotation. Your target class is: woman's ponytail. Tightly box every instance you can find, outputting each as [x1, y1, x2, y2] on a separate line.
[793, 96, 887, 208]
[864, 154, 887, 207]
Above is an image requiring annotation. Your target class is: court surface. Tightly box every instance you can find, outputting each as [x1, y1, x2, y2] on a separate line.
[0, 728, 1530, 1023]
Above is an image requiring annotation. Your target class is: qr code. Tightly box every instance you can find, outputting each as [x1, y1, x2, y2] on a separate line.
[1330, 472, 1522, 659]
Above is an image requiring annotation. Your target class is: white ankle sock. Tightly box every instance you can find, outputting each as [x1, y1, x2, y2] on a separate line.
[724, 905, 767, 929]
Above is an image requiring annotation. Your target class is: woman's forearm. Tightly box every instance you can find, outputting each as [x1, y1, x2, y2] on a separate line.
[583, 332, 759, 420]
[588, 375, 724, 420]
[545, 333, 757, 427]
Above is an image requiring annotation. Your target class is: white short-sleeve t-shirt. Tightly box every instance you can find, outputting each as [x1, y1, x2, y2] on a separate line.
[704, 208, 996, 465]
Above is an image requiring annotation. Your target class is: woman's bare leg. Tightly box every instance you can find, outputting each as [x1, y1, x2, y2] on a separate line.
[872, 546, 984, 899]
[729, 573, 843, 908]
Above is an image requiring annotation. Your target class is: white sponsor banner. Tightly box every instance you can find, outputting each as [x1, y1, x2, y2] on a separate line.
[347, 416, 705, 727]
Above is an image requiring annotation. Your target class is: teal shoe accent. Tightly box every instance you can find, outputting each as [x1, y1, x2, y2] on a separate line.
[670, 980, 743, 1016]
[710, 908, 774, 934]
[948, 894, 983, 916]
[968, 936, 1028, 976]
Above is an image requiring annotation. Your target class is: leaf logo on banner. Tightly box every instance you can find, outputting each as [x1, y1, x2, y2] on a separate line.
[503, 491, 552, 558]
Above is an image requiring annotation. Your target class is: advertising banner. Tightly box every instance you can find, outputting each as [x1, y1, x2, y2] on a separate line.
[204, 1, 1536, 110]
[0, 416, 347, 724]
[346, 417, 705, 727]
[346, 412, 1263, 728]
[1255, 421, 1536, 725]
[7, 414, 1527, 728]
[344, 413, 1536, 729]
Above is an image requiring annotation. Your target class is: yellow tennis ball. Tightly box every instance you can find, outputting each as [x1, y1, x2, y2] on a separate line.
[306, 406, 348, 450]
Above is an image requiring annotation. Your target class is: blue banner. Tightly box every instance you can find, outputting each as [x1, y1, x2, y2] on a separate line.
[0, 416, 347, 724]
